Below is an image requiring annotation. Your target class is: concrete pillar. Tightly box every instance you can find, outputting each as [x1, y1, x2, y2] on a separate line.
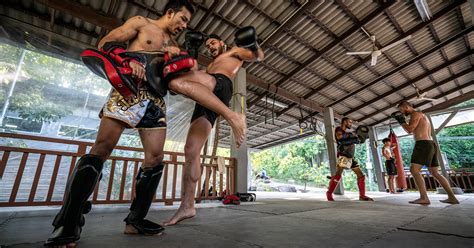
[323, 107, 343, 194]
[230, 68, 248, 193]
[426, 114, 449, 179]
[368, 126, 385, 191]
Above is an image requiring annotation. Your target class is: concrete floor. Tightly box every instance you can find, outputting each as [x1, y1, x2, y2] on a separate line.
[1, 192, 473, 248]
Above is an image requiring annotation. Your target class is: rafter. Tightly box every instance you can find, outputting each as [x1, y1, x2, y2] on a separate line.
[36, 0, 122, 30]
[266, 1, 466, 119]
[248, 1, 395, 107]
[342, 52, 472, 116]
[371, 82, 474, 126]
[328, 26, 473, 107]
[356, 68, 472, 123]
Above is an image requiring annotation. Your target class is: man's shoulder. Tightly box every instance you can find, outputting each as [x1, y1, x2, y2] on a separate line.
[127, 16, 152, 26]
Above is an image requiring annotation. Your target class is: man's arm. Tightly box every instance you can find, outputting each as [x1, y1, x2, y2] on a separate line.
[402, 112, 421, 133]
[335, 129, 344, 141]
[97, 16, 148, 49]
[231, 46, 265, 62]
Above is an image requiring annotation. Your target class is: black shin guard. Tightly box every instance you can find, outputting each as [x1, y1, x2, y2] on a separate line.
[124, 163, 165, 235]
[45, 154, 104, 246]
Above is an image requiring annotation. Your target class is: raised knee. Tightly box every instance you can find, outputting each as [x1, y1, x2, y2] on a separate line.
[169, 79, 189, 94]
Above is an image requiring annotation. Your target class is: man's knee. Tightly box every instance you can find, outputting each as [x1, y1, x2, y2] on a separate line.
[90, 139, 116, 160]
[184, 143, 200, 161]
[410, 165, 421, 174]
[169, 79, 189, 94]
[428, 167, 440, 175]
[143, 153, 164, 167]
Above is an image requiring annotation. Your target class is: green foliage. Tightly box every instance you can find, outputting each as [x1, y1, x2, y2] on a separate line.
[251, 136, 360, 191]
[9, 84, 71, 123]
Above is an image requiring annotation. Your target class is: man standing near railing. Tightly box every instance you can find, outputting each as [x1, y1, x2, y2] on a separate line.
[163, 30, 264, 226]
[393, 101, 459, 205]
[45, 1, 194, 247]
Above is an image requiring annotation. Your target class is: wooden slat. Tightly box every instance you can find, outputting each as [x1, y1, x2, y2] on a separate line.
[0, 146, 77, 157]
[9, 152, 29, 202]
[204, 166, 210, 198]
[46, 155, 62, 202]
[0, 133, 234, 160]
[131, 161, 140, 200]
[28, 153, 46, 202]
[212, 166, 217, 197]
[119, 160, 128, 201]
[161, 162, 168, 201]
[226, 166, 230, 193]
[232, 159, 237, 194]
[0, 151, 10, 178]
[68, 156, 77, 178]
[171, 164, 178, 201]
[196, 164, 202, 201]
[219, 172, 223, 197]
[106, 160, 116, 201]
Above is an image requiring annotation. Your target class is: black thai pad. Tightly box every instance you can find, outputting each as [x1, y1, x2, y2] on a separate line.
[80, 49, 138, 98]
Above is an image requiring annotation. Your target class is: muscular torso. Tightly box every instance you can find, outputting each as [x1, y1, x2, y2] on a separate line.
[411, 112, 432, 141]
[206, 51, 244, 80]
[127, 18, 174, 52]
[382, 147, 392, 160]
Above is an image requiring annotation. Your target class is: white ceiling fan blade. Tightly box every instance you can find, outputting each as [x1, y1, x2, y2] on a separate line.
[371, 54, 378, 66]
[346, 51, 372, 55]
[408, 97, 421, 103]
[361, 27, 371, 38]
[380, 35, 412, 52]
[423, 97, 438, 102]
[419, 92, 428, 98]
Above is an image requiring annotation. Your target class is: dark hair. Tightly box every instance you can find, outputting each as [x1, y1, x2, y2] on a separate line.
[341, 117, 350, 124]
[382, 138, 391, 144]
[164, 0, 194, 15]
[397, 100, 412, 108]
[207, 34, 222, 41]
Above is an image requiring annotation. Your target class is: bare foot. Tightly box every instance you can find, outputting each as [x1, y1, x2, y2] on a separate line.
[163, 207, 196, 226]
[123, 224, 162, 236]
[440, 198, 459, 204]
[228, 112, 246, 148]
[409, 198, 431, 205]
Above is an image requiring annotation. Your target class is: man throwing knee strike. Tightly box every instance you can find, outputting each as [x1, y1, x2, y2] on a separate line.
[393, 101, 459, 205]
[163, 28, 264, 225]
[45, 1, 194, 247]
[326, 117, 373, 201]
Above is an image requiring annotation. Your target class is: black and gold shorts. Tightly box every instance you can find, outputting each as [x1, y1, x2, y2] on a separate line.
[100, 88, 166, 129]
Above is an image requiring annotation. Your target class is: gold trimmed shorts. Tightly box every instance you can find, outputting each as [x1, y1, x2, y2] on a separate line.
[100, 88, 166, 129]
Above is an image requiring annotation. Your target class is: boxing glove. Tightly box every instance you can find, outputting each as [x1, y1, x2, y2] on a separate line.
[234, 26, 259, 51]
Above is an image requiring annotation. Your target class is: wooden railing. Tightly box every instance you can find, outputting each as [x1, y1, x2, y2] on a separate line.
[0, 132, 236, 207]
[383, 169, 473, 192]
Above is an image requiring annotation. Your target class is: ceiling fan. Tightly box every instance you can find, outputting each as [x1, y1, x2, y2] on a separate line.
[408, 83, 438, 103]
[346, 27, 412, 66]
